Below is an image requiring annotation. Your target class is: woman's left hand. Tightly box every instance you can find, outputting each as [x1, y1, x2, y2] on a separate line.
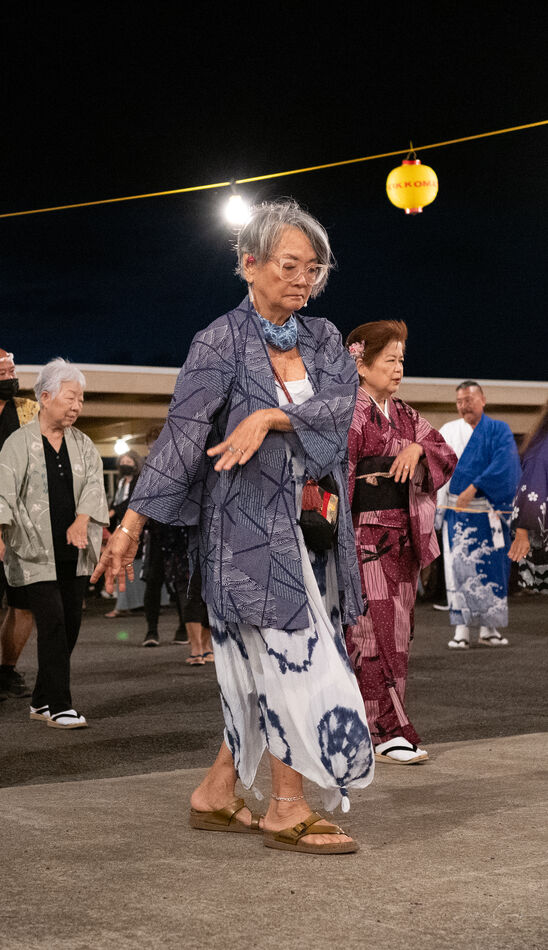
[207, 410, 272, 471]
[508, 527, 531, 562]
[390, 443, 424, 483]
[66, 514, 90, 549]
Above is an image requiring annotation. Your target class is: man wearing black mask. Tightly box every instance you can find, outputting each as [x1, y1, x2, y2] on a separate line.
[0, 348, 39, 700]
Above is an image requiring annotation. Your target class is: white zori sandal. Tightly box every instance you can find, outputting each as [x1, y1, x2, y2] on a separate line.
[375, 737, 429, 764]
[448, 624, 470, 649]
[478, 626, 509, 647]
[30, 705, 50, 721]
[47, 709, 88, 729]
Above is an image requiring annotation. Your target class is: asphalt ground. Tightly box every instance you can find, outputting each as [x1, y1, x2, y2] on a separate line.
[0, 592, 546, 788]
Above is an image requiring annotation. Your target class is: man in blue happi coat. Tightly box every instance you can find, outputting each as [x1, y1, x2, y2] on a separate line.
[437, 381, 520, 649]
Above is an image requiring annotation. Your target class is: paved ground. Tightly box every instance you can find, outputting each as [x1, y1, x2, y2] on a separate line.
[1, 595, 546, 787]
[1, 595, 547, 948]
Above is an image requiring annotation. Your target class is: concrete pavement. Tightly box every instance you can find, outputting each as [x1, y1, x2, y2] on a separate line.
[1, 596, 547, 948]
[2, 733, 547, 950]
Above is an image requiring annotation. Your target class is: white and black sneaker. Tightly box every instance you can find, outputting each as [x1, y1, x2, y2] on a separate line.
[142, 631, 160, 647]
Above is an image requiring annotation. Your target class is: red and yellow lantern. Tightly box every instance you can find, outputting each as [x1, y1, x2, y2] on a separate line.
[386, 155, 438, 215]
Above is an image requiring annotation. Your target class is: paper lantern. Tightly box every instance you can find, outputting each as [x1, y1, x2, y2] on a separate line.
[386, 158, 438, 214]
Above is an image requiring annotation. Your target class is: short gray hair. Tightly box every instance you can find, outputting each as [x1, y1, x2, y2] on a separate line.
[456, 380, 484, 394]
[235, 199, 334, 297]
[34, 358, 86, 402]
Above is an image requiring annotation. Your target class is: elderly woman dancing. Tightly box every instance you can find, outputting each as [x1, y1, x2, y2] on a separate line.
[0, 359, 108, 728]
[93, 199, 374, 854]
[344, 321, 456, 764]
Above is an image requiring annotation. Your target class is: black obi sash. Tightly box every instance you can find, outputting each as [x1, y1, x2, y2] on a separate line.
[352, 456, 409, 513]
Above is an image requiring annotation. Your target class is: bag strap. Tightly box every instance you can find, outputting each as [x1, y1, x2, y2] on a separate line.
[271, 364, 294, 404]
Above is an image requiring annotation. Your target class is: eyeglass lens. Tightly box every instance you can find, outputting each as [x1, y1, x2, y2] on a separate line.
[277, 258, 325, 285]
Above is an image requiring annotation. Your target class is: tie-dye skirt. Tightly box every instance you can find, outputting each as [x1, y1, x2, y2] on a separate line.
[208, 534, 374, 813]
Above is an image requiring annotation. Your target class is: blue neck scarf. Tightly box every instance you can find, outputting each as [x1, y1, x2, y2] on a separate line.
[257, 311, 298, 351]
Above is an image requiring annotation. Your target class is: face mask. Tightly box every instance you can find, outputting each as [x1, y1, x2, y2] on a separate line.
[119, 464, 135, 476]
[0, 378, 19, 399]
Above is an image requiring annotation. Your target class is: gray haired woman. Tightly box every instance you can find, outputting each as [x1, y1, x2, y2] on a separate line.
[93, 200, 374, 853]
[0, 358, 108, 728]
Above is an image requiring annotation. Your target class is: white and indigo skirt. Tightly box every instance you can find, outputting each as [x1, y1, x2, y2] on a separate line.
[208, 530, 374, 813]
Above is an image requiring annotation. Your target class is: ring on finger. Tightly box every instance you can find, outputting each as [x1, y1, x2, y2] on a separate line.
[228, 445, 237, 454]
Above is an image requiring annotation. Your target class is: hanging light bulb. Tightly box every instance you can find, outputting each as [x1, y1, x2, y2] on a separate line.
[386, 144, 438, 215]
[224, 187, 251, 227]
[114, 437, 130, 455]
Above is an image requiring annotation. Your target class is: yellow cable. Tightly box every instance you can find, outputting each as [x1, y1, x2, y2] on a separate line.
[1, 119, 547, 220]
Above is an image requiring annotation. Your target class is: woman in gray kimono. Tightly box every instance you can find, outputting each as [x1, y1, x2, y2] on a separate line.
[0, 359, 108, 728]
[93, 200, 374, 854]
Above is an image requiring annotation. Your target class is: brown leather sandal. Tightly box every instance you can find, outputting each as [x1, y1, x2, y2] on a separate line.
[263, 811, 358, 854]
[189, 797, 263, 834]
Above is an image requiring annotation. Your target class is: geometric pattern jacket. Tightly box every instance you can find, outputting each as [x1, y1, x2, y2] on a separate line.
[131, 296, 364, 631]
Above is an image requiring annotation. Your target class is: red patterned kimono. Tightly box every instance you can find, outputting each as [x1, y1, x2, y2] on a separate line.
[345, 391, 456, 746]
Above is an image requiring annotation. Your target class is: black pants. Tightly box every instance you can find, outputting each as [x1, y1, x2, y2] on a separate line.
[144, 532, 169, 631]
[0, 560, 5, 607]
[0, 561, 30, 609]
[144, 535, 208, 630]
[25, 562, 89, 715]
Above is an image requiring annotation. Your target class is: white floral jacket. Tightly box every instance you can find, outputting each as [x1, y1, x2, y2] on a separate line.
[0, 416, 109, 586]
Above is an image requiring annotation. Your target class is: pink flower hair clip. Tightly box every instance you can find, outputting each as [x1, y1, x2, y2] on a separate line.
[347, 341, 365, 360]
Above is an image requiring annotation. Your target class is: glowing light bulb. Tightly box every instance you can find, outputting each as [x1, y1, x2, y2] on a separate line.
[224, 193, 251, 227]
[114, 438, 130, 455]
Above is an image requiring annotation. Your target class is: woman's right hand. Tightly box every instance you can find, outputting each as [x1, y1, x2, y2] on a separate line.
[90, 527, 138, 592]
[508, 527, 531, 562]
[390, 443, 424, 483]
[207, 410, 273, 471]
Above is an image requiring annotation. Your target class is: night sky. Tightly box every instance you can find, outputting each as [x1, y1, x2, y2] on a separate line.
[2, 6, 547, 380]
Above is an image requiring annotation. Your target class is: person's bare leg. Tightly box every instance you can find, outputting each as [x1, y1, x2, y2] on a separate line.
[200, 625, 214, 660]
[0, 608, 34, 665]
[190, 741, 256, 827]
[264, 755, 354, 846]
[185, 621, 204, 664]
[190, 745, 354, 842]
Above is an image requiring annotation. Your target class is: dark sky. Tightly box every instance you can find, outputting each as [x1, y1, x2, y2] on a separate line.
[1, 5, 547, 379]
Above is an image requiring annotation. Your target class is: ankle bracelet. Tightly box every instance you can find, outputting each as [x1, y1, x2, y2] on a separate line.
[271, 793, 304, 802]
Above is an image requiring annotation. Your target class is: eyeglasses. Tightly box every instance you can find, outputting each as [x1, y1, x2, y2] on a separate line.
[270, 256, 328, 287]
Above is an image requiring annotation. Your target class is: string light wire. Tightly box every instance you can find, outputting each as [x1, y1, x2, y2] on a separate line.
[1, 119, 546, 220]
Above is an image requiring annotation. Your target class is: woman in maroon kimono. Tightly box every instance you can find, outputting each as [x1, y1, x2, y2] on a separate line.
[345, 321, 456, 764]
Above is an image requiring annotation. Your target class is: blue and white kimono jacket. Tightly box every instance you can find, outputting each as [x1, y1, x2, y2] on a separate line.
[131, 296, 363, 630]
[442, 413, 520, 628]
[131, 296, 373, 810]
